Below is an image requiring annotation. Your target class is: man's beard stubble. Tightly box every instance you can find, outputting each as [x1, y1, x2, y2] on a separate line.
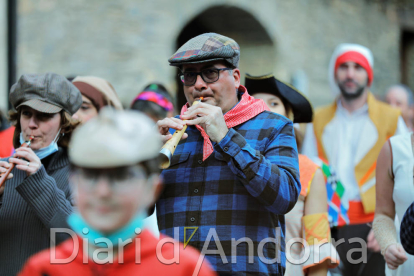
[338, 79, 367, 100]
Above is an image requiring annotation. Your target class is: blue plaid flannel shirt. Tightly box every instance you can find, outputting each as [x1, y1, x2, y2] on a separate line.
[157, 111, 300, 276]
[401, 200, 414, 255]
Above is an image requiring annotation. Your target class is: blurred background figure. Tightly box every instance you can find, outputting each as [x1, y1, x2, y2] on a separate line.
[0, 73, 82, 275]
[0, 109, 14, 158]
[302, 43, 409, 276]
[246, 74, 340, 276]
[385, 84, 414, 131]
[72, 76, 123, 123]
[130, 83, 175, 122]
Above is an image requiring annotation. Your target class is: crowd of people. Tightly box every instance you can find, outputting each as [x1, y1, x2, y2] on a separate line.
[0, 32, 414, 276]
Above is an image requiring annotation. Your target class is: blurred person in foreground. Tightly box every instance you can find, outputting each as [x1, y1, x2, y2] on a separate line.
[157, 33, 300, 275]
[71, 76, 123, 123]
[19, 108, 216, 276]
[0, 73, 82, 275]
[302, 44, 409, 276]
[130, 83, 175, 122]
[246, 74, 340, 276]
[0, 109, 15, 158]
[130, 83, 175, 237]
[385, 84, 414, 131]
[373, 130, 414, 275]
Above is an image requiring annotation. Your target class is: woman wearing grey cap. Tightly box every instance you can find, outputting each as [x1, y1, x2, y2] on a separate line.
[0, 73, 82, 275]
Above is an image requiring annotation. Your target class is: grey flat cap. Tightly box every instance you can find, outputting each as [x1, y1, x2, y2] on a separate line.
[9, 73, 82, 115]
[169, 33, 240, 68]
[69, 108, 162, 168]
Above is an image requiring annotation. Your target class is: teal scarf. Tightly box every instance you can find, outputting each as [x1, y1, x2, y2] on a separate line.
[67, 212, 145, 247]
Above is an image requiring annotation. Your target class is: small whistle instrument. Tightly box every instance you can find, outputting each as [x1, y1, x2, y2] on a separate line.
[159, 98, 202, 169]
[0, 136, 34, 188]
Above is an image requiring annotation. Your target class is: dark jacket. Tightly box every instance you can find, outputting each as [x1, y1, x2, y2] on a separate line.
[0, 148, 73, 275]
[401, 200, 414, 255]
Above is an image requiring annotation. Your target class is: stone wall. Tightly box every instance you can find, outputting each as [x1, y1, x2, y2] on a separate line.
[15, 0, 410, 109]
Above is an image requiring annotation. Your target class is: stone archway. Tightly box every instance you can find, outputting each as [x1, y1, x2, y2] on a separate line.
[174, 5, 276, 109]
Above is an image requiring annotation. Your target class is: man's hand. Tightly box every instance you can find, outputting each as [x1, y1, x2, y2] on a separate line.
[157, 117, 187, 143]
[9, 147, 42, 177]
[384, 243, 407, 270]
[367, 229, 381, 252]
[180, 102, 228, 143]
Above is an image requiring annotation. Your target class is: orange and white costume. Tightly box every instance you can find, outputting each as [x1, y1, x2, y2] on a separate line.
[285, 154, 339, 275]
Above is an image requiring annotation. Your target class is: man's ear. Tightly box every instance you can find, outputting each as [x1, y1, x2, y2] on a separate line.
[233, 68, 241, 89]
[147, 174, 163, 206]
[145, 174, 163, 217]
[68, 174, 78, 206]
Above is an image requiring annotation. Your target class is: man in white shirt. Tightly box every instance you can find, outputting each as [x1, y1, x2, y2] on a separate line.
[302, 43, 409, 276]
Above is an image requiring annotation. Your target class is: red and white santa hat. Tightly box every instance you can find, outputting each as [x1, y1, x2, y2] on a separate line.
[328, 43, 374, 97]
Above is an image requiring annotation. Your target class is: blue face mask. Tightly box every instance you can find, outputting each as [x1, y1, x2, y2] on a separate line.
[20, 131, 60, 160]
[67, 211, 146, 247]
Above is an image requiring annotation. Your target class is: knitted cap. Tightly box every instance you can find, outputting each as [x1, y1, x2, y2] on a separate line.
[328, 43, 374, 96]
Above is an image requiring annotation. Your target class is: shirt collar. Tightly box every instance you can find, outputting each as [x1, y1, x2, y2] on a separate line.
[337, 98, 368, 117]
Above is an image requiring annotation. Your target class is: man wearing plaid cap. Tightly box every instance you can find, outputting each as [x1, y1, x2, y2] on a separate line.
[157, 33, 301, 275]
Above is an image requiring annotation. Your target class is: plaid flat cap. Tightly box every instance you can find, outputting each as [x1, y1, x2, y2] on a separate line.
[169, 33, 240, 67]
[9, 72, 82, 115]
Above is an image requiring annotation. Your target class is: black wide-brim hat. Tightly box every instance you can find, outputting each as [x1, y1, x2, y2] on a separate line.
[245, 74, 313, 123]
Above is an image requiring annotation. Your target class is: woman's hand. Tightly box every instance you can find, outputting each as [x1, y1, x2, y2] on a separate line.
[9, 147, 42, 177]
[367, 229, 381, 252]
[0, 161, 14, 195]
[384, 243, 408, 270]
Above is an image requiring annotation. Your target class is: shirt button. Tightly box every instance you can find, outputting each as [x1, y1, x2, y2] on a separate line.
[190, 217, 195, 222]
[194, 189, 199, 193]
[223, 147, 229, 152]
[198, 160, 202, 164]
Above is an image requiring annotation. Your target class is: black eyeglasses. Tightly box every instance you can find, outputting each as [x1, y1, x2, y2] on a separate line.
[179, 68, 233, 86]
